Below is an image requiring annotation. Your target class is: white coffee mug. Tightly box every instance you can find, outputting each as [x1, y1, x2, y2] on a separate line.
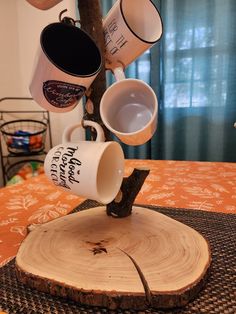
[44, 120, 124, 204]
[26, 0, 62, 10]
[100, 67, 158, 146]
[30, 22, 102, 113]
[103, 0, 163, 69]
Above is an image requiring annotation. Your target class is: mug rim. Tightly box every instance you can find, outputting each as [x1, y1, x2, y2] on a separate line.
[100, 78, 158, 137]
[120, 0, 163, 44]
[40, 22, 102, 78]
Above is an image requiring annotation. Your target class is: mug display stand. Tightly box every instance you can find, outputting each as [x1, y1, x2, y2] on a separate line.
[16, 1, 211, 310]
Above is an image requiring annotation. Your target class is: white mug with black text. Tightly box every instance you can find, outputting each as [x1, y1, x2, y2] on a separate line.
[103, 0, 163, 70]
[30, 22, 102, 112]
[44, 120, 125, 204]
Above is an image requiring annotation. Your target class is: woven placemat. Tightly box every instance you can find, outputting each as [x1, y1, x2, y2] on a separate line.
[0, 200, 235, 314]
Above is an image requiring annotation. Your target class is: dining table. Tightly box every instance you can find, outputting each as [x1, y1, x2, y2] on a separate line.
[0, 159, 235, 313]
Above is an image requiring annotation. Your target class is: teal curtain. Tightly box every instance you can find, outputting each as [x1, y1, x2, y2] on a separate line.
[102, 0, 236, 162]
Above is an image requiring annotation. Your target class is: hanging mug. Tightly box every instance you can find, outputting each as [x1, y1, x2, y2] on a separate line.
[100, 67, 158, 146]
[26, 0, 63, 10]
[44, 120, 125, 204]
[103, 0, 163, 70]
[30, 18, 102, 112]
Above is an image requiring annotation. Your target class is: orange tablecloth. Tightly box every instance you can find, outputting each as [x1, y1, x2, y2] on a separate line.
[0, 159, 235, 267]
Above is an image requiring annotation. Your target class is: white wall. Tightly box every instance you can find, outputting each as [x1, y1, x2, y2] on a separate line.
[0, 0, 85, 146]
[0, 1, 21, 96]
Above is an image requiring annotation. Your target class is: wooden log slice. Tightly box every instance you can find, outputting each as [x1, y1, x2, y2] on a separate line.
[16, 206, 211, 310]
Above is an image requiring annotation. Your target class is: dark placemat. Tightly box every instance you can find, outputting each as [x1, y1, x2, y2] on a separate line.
[0, 200, 235, 314]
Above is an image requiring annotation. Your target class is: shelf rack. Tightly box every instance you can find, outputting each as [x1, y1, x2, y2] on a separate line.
[0, 97, 52, 185]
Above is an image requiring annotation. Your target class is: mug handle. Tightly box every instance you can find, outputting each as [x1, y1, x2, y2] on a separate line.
[62, 120, 105, 144]
[113, 65, 126, 82]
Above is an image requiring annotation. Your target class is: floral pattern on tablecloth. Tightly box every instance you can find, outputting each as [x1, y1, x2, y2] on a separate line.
[0, 175, 85, 267]
[125, 160, 236, 213]
[0, 159, 236, 267]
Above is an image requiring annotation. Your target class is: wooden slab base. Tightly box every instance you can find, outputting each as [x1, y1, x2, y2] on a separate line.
[16, 206, 211, 310]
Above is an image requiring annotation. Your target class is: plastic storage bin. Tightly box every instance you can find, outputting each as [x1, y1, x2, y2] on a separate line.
[0, 119, 47, 155]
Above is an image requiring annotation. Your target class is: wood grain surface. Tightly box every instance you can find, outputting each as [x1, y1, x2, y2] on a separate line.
[16, 206, 211, 310]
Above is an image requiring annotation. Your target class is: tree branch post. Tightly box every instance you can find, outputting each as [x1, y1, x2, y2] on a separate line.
[77, 1, 149, 217]
[77, 0, 111, 140]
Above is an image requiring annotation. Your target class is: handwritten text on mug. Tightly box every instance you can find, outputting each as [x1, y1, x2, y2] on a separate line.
[43, 80, 86, 108]
[49, 146, 82, 189]
[104, 19, 128, 61]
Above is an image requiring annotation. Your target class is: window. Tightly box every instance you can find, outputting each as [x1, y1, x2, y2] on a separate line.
[162, 0, 231, 108]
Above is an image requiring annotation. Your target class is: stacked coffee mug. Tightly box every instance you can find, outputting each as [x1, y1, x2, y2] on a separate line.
[30, 0, 162, 202]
